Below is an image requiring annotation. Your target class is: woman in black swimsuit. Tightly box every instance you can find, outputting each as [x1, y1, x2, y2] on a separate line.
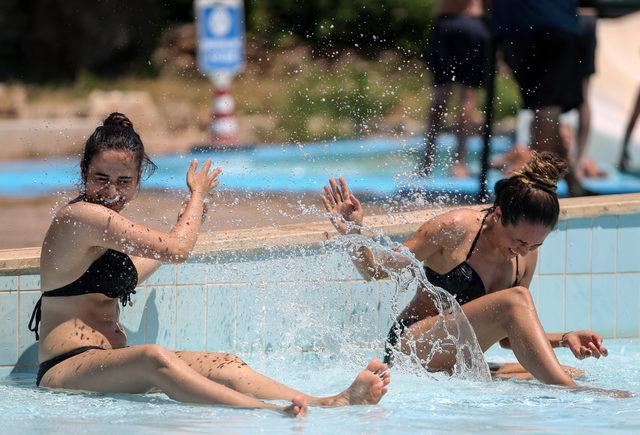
[31, 112, 390, 416]
[322, 152, 620, 392]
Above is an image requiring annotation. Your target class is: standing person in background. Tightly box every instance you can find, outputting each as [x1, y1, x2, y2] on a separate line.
[620, 84, 640, 172]
[421, 0, 489, 178]
[493, 0, 591, 196]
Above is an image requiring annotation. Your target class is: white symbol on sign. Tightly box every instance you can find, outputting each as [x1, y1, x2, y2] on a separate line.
[208, 6, 232, 37]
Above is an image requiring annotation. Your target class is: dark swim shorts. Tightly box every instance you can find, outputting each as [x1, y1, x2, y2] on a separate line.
[428, 15, 490, 89]
[501, 28, 583, 112]
[578, 14, 597, 78]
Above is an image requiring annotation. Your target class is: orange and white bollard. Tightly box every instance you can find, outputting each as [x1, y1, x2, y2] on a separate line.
[209, 73, 239, 148]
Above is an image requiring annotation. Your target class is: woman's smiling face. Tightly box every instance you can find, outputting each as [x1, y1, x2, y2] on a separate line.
[491, 208, 551, 258]
[500, 220, 550, 258]
[82, 149, 140, 212]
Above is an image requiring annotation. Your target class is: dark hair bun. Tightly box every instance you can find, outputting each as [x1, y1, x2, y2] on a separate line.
[103, 112, 134, 129]
[513, 151, 568, 192]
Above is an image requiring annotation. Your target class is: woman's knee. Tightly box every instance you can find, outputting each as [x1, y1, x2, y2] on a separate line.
[216, 353, 249, 374]
[139, 344, 174, 371]
[225, 353, 246, 365]
[502, 286, 536, 314]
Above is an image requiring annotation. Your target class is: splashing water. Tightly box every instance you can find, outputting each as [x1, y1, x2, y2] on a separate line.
[327, 229, 491, 381]
[215, 219, 491, 383]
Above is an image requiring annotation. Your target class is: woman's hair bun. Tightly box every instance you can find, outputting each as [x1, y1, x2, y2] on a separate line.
[513, 151, 568, 192]
[103, 112, 134, 129]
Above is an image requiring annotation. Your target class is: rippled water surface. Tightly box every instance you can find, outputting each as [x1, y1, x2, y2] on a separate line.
[2, 340, 638, 434]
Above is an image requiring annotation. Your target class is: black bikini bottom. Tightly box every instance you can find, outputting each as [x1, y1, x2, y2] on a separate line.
[36, 346, 104, 386]
[383, 317, 420, 364]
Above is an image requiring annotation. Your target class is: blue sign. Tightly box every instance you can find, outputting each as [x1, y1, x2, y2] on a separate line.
[196, 0, 245, 74]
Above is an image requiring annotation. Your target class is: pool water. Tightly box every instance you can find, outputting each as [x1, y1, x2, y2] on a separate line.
[2, 134, 639, 198]
[3, 340, 638, 434]
[0, 135, 513, 197]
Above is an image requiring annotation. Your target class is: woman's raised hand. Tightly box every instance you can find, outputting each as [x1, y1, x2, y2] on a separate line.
[186, 158, 222, 196]
[321, 176, 364, 234]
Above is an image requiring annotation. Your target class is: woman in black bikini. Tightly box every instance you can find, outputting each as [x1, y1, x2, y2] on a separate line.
[323, 152, 625, 394]
[29, 112, 390, 416]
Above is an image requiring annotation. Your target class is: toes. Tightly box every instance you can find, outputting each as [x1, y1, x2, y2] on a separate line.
[366, 358, 383, 371]
[377, 363, 389, 375]
[367, 359, 388, 376]
[382, 372, 391, 386]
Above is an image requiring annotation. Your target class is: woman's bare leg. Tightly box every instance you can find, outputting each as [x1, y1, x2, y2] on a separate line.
[490, 362, 585, 381]
[399, 286, 576, 386]
[40, 344, 306, 415]
[174, 351, 391, 406]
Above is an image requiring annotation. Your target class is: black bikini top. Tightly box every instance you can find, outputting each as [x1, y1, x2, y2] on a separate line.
[28, 249, 138, 340]
[424, 209, 519, 305]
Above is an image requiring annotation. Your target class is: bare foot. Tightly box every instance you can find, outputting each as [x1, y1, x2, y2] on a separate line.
[331, 359, 390, 406]
[577, 157, 607, 179]
[575, 386, 633, 398]
[282, 395, 308, 417]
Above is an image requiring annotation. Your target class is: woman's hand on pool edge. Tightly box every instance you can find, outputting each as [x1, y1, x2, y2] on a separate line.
[321, 176, 363, 235]
[187, 158, 222, 196]
[563, 330, 608, 359]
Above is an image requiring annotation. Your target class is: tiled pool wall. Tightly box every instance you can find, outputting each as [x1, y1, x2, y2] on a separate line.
[1, 212, 639, 374]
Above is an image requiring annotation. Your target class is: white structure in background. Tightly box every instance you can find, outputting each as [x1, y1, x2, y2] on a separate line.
[195, 0, 244, 147]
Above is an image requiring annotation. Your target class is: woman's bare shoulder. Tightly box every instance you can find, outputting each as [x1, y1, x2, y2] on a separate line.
[413, 208, 478, 247]
[54, 201, 112, 224]
[429, 208, 481, 233]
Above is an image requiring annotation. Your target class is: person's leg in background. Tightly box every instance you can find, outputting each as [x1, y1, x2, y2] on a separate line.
[531, 106, 590, 196]
[422, 15, 453, 176]
[452, 86, 479, 177]
[620, 85, 640, 172]
[575, 10, 599, 178]
[577, 79, 592, 176]
[423, 84, 453, 175]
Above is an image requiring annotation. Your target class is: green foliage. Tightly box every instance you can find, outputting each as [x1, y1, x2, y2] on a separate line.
[275, 55, 416, 142]
[74, 69, 105, 92]
[493, 74, 522, 119]
[246, 0, 438, 55]
[475, 74, 523, 120]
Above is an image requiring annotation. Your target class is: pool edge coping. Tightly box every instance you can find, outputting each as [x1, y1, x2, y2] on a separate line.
[1, 192, 640, 275]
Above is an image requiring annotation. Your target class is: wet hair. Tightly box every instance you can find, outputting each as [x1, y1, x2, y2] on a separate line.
[493, 151, 568, 228]
[80, 112, 157, 182]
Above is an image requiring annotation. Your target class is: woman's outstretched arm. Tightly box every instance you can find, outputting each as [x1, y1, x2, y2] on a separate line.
[131, 193, 213, 282]
[55, 159, 220, 263]
[322, 176, 444, 280]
